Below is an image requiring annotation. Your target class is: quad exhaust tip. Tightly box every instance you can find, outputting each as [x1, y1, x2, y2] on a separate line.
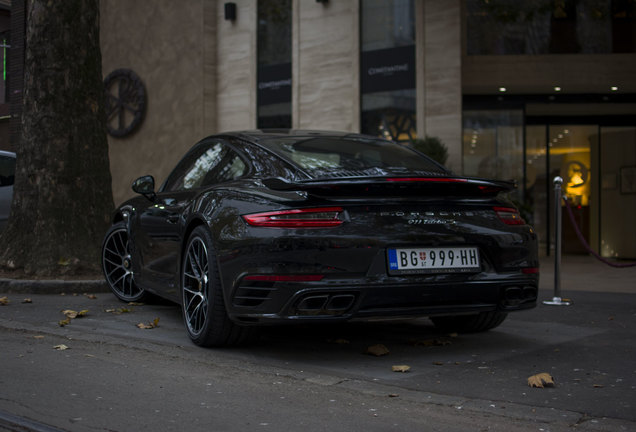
[296, 294, 356, 315]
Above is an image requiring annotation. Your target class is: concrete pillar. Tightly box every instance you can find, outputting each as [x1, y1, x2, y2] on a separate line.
[418, 0, 463, 173]
[295, 0, 359, 132]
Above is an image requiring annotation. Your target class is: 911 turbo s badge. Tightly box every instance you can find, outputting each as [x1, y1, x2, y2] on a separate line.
[380, 210, 474, 225]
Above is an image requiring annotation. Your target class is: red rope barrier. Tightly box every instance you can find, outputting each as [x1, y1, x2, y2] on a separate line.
[562, 197, 636, 268]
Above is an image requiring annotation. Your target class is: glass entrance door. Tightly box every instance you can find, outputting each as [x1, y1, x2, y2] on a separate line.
[600, 127, 636, 259]
[525, 124, 596, 255]
[548, 125, 596, 254]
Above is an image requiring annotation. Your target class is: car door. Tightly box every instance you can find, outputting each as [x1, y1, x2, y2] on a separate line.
[132, 139, 248, 297]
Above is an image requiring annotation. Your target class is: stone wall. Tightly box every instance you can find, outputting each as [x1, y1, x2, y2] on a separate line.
[101, 0, 209, 204]
[294, 0, 359, 131]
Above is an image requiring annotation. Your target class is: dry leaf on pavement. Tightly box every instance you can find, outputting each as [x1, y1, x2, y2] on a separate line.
[527, 373, 555, 388]
[62, 309, 88, 319]
[0, 297, 9, 305]
[392, 365, 411, 373]
[53, 344, 70, 350]
[365, 344, 390, 356]
[137, 317, 160, 329]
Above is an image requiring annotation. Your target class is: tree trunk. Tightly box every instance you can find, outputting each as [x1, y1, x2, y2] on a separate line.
[0, 0, 113, 277]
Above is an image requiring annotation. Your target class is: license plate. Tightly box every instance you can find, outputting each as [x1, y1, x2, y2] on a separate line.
[387, 246, 480, 274]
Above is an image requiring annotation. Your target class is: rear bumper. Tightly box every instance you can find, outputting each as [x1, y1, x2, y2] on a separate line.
[227, 276, 538, 324]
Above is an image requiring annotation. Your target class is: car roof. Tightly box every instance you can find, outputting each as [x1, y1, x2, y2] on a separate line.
[0, 150, 16, 158]
[223, 129, 381, 144]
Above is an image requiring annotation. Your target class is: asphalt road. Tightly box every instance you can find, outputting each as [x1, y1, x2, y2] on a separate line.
[1, 277, 635, 432]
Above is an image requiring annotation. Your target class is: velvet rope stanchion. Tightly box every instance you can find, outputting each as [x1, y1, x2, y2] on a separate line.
[544, 177, 572, 306]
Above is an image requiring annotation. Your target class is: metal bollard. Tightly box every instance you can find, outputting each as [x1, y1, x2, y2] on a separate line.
[544, 176, 572, 306]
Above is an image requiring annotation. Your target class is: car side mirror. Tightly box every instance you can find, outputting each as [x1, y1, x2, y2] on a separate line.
[132, 175, 156, 200]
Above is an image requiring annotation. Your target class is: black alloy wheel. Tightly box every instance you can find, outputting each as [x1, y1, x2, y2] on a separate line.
[102, 222, 145, 302]
[181, 226, 252, 347]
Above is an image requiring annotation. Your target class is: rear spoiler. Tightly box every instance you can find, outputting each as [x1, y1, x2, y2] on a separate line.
[262, 176, 515, 197]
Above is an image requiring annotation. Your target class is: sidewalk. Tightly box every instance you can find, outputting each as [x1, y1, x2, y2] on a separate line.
[539, 254, 636, 295]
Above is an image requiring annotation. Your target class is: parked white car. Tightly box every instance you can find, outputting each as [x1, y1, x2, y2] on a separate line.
[0, 150, 15, 230]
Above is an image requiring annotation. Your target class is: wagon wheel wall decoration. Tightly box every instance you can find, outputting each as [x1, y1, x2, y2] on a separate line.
[104, 69, 147, 138]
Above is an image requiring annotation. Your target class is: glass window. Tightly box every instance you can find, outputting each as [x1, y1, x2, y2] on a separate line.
[162, 141, 247, 192]
[0, 154, 15, 187]
[466, 0, 635, 55]
[259, 135, 447, 178]
[360, 0, 416, 142]
[462, 110, 524, 191]
[257, 0, 292, 129]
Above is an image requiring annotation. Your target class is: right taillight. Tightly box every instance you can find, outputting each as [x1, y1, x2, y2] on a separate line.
[494, 206, 526, 225]
[242, 207, 344, 228]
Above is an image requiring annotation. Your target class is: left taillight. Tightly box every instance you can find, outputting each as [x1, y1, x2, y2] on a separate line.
[242, 207, 344, 228]
[494, 206, 526, 225]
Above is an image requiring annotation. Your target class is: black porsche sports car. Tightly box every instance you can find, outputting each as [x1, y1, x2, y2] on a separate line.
[102, 130, 538, 347]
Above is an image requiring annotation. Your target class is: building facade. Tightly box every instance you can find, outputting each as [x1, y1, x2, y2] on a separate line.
[5, 0, 636, 258]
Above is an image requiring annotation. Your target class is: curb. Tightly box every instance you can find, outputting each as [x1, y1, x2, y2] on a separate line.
[0, 278, 109, 294]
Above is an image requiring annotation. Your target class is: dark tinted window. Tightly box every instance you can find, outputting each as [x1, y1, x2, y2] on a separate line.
[360, 0, 416, 142]
[258, 136, 448, 178]
[162, 141, 247, 192]
[0, 155, 15, 187]
[466, 0, 636, 55]
[257, 0, 292, 129]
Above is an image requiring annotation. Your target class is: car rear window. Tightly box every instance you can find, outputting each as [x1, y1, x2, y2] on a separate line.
[257, 136, 449, 178]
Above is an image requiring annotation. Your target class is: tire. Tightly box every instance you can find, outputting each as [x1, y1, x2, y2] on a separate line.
[181, 226, 253, 347]
[101, 222, 146, 303]
[430, 311, 508, 333]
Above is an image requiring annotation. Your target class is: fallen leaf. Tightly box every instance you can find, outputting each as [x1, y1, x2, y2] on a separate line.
[58, 318, 71, 327]
[388, 394, 400, 398]
[33, 335, 45, 339]
[593, 384, 604, 388]
[137, 317, 160, 329]
[128, 302, 144, 306]
[62, 309, 79, 319]
[432, 361, 444, 366]
[0, 297, 9, 305]
[528, 373, 555, 388]
[366, 344, 390, 356]
[22, 298, 33, 304]
[392, 365, 411, 373]
[84, 294, 97, 300]
[105, 307, 133, 314]
[53, 344, 69, 350]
